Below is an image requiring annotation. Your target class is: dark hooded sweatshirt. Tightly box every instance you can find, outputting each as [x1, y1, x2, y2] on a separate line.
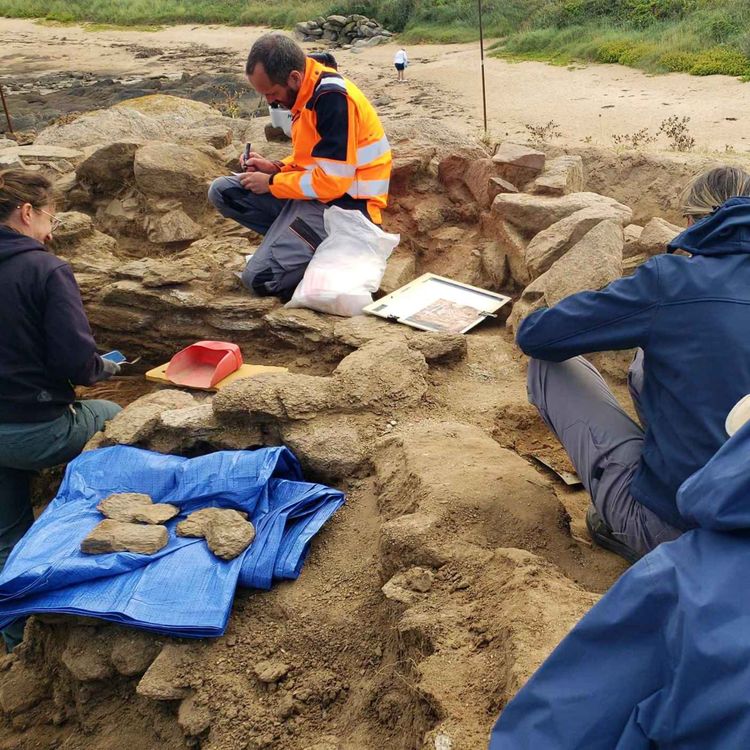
[0, 225, 104, 423]
[516, 196, 750, 530]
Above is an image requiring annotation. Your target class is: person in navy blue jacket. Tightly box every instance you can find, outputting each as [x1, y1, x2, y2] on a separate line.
[517, 166, 750, 563]
[489, 397, 750, 749]
[0, 169, 121, 650]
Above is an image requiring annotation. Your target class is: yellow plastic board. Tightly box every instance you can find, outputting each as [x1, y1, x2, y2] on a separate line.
[145, 362, 288, 392]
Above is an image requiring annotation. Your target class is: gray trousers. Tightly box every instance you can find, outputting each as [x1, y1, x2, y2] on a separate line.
[208, 175, 328, 301]
[0, 399, 121, 650]
[527, 352, 682, 557]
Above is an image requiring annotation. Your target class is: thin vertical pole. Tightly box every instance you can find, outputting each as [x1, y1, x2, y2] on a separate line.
[0, 83, 13, 135]
[478, 0, 488, 133]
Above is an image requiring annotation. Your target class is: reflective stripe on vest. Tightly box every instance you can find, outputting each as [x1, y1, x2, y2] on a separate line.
[349, 178, 391, 199]
[316, 158, 357, 178]
[357, 135, 391, 167]
[299, 172, 319, 199]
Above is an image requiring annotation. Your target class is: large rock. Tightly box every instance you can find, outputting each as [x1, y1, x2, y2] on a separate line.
[532, 155, 584, 196]
[637, 217, 682, 256]
[146, 208, 205, 244]
[525, 204, 626, 279]
[76, 141, 140, 192]
[104, 390, 197, 445]
[492, 191, 633, 237]
[492, 142, 545, 188]
[464, 158, 502, 208]
[35, 95, 225, 148]
[510, 219, 624, 329]
[80, 519, 169, 555]
[214, 340, 428, 421]
[134, 142, 223, 199]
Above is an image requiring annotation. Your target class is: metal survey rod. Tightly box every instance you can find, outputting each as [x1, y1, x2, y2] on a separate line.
[0, 82, 14, 135]
[478, 0, 488, 134]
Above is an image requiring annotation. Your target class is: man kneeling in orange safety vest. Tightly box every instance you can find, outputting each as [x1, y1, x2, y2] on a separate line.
[208, 33, 392, 301]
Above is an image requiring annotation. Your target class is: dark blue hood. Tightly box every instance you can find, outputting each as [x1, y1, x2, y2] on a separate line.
[668, 196, 750, 256]
[0, 225, 45, 263]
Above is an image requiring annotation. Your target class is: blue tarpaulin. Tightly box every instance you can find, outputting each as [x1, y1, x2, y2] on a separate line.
[0, 445, 345, 637]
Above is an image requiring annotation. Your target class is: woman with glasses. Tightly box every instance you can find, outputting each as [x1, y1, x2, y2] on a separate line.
[0, 169, 121, 650]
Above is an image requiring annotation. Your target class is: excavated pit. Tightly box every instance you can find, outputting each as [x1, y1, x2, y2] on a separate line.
[0, 94, 686, 749]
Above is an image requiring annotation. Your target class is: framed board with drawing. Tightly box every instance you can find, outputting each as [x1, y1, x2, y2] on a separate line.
[364, 273, 511, 334]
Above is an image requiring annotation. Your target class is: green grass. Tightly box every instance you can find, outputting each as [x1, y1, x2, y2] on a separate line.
[2, 0, 750, 78]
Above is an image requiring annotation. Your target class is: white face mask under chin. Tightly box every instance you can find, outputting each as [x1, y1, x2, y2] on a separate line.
[726, 394, 750, 437]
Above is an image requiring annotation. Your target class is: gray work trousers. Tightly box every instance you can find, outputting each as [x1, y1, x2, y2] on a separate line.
[0, 399, 121, 650]
[527, 351, 682, 558]
[208, 175, 328, 301]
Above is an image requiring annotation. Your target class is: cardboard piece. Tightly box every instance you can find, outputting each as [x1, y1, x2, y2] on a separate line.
[145, 362, 287, 392]
[364, 273, 511, 334]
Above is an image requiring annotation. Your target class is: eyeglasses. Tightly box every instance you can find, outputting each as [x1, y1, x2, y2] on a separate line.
[36, 208, 63, 232]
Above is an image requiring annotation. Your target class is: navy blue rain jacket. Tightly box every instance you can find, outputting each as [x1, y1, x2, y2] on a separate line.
[489, 418, 750, 749]
[0, 225, 104, 423]
[516, 197, 750, 530]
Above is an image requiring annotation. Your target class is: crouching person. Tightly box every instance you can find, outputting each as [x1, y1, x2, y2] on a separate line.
[208, 33, 392, 301]
[489, 396, 750, 749]
[516, 166, 750, 564]
[0, 170, 121, 650]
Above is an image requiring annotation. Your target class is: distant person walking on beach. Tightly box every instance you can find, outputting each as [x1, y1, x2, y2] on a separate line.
[394, 48, 408, 82]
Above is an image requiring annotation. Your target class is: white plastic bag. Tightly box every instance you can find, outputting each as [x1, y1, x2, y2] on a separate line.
[286, 205, 400, 317]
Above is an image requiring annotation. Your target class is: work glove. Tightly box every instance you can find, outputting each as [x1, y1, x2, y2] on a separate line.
[100, 357, 121, 380]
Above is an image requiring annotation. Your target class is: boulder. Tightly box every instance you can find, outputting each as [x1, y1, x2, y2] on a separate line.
[464, 158, 503, 208]
[0, 152, 23, 169]
[638, 217, 682, 256]
[532, 155, 584, 196]
[104, 390, 197, 445]
[479, 241, 510, 288]
[510, 219, 624, 330]
[146, 208, 205, 244]
[492, 191, 633, 238]
[492, 142, 545, 188]
[76, 141, 140, 192]
[35, 95, 223, 148]
[48, 210, 95, 250]
[81, 519, 169, 555]
[177, 125, 233, 149]
[134, 142, 223, 199]
[525, 204, 626, 279]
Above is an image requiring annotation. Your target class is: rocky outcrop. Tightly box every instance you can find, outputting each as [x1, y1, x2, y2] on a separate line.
[295, 14, 393, 48]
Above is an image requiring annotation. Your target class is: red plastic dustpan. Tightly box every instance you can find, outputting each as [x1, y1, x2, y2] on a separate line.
[165, 341, 243, 388]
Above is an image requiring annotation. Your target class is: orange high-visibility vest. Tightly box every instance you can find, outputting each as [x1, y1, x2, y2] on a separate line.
[269, 58, 392, 224]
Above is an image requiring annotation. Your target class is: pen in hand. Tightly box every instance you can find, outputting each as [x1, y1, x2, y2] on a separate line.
[242, 142, 252, 170]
